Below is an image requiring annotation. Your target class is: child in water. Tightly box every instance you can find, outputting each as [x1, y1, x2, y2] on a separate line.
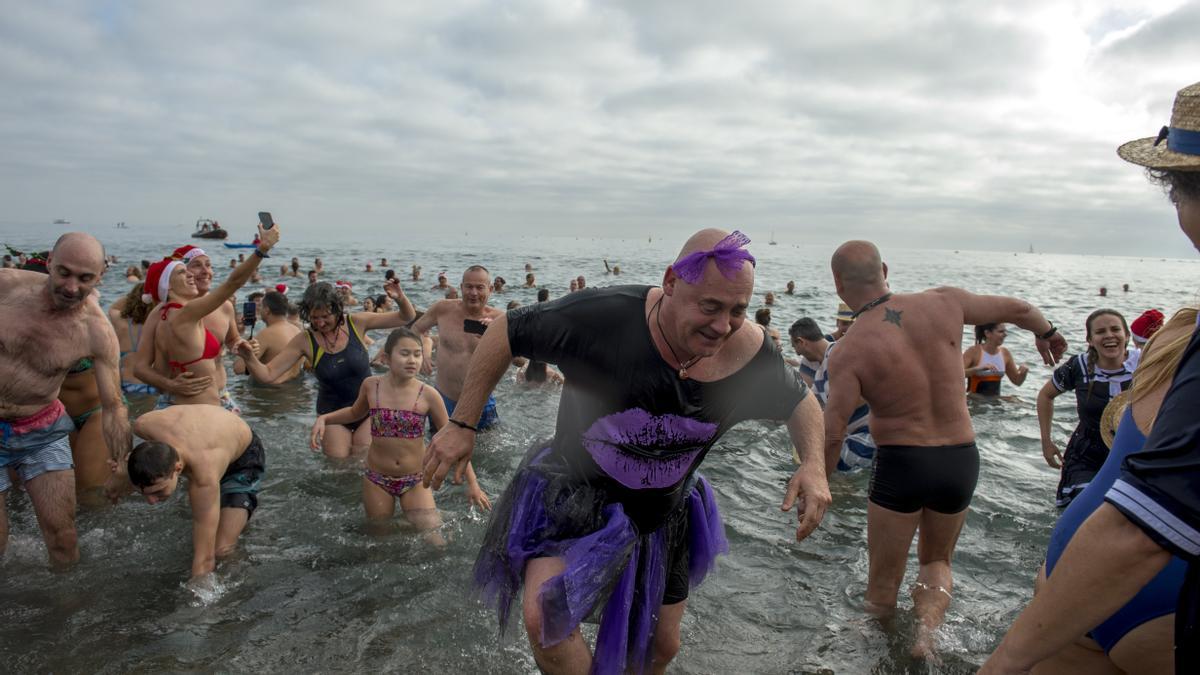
[310, 328, 490, 536]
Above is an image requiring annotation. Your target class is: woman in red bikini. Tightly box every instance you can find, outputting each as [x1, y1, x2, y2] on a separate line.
[146, 224, 280, 408]
[310, 328, 490, 537]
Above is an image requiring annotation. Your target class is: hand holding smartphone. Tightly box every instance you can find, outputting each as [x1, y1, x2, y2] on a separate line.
[242, 301, 258, 337]
[463, 319, 488, 336]
[258, 212, 275, 229]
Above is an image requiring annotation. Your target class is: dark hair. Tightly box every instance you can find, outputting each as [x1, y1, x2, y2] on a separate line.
[262, 291, 289, 316]
[383, 327, 422, 355]
[1085, 308, 1129, 368]
[120, 282, 152, 324]
[248, 291, 265, 302]
[299, 282, 345, 327]
[141, 259, 151, 269]
[128, 440, 179, 488]
[754, 308, 771, 326]
[1148, 168, 1200, 204]
[537, 288, 550, 302]
[384, 269, 396, 281]
[374, 294, 389, 309]
[291, 259, 300, 273]
[788, 318, 823, 341]
[974, 323, 998, 345]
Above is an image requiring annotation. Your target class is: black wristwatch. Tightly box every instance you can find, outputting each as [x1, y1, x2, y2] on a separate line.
[254, 248, 270, 259]
[1038, 322, 1057, 340]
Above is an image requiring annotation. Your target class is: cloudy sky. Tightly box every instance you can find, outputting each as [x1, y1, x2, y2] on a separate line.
[2, 0, 1198, 255]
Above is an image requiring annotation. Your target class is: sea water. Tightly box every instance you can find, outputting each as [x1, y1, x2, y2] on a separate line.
[2, 223, 1197, 673]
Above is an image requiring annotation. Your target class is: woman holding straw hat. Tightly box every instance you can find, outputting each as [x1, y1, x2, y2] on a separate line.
[984, 81, 1200, 674]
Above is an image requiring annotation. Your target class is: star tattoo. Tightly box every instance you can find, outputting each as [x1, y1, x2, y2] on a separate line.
[883, 307, 903, 326]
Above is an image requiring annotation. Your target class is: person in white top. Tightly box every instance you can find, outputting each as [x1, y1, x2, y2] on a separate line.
[962, 323, 1028, 395]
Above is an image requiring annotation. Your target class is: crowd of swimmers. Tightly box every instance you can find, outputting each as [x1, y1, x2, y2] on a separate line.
[4, 82, 1200, 673]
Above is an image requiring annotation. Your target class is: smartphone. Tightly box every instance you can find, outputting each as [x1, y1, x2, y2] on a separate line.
[463, 319, 487, 336]
[242, 301, 257, 336]
[258, 211, 275, 230]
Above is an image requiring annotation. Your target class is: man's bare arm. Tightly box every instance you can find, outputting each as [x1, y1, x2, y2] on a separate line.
[90, 311, 132, 460]
[422, 314, 513, 488]
[188, 481, 222, 579]
[934, 287, 1066, 364]
[820, 350, 860, 478]
[781, 393, 830, 542]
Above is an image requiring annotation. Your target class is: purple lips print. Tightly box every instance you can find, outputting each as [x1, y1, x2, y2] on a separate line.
[581, 408, 717, 489]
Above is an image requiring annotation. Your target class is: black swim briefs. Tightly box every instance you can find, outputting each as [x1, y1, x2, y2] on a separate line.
[869, 442, 980, 514]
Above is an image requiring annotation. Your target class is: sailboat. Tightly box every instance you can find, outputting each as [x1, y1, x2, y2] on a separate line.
[1028, 243, 1034, 254]
[769, 231, 778, 245]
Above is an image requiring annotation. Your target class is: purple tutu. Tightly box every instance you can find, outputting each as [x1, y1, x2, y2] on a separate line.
[474, 448, 728, 675]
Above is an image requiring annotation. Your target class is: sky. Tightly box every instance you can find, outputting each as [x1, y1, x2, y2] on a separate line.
[1, 0, 1198, 256]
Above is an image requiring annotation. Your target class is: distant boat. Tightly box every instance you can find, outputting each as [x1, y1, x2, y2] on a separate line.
[115, 222, 128, 229]
[53, 219, 70, 225]
[223, 243, 258, 249]
[192, 218, 228, 240]
[1028, 243, 1034, 253]
[769, 231, 778, 245]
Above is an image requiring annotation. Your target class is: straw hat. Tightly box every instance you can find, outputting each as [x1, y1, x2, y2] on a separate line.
[1100, 391, 1131, 450]
[1118, 82, 1200, 171]
[836, 302, 855, 322]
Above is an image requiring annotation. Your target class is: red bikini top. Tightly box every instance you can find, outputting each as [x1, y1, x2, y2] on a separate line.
[160, 302, 223, 374]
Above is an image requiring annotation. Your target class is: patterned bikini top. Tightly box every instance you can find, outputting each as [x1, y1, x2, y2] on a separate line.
[370, 381, 425, 439]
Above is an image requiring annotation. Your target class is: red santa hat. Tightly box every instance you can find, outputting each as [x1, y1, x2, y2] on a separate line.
[143, 259, 184, 304]
[170, 244, 208, 263]
[275, 283, 289, 295]
[334, 280, 352, 290]
[1130, 309, 1165, 345]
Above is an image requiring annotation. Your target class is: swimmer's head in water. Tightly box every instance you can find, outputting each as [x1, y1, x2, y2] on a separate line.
[1085, 309, 1130, 366]
[383, 327, 423, 376]
[300, 282, 345, 332]
[461, 265, 491, 309]
[128, 440, 182, 503]
[663, 229, 755, 360]
[536, 288, 550, 302]
[46, 233, 107, 311]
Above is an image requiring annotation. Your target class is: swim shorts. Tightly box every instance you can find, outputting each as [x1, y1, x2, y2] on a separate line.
[440, 393, 499, 431]
[220, 430, 265, 516]
[0, 401, 75, 493]
[869, 442, 980, 514]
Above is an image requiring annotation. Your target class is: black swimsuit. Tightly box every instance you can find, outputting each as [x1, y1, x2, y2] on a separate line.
[308, 315, 371, 430]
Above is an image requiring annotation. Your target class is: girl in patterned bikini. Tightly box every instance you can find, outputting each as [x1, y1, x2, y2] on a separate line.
[310, 328, 490, 537]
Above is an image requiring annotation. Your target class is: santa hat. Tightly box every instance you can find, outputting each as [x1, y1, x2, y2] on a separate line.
[275, 283, 289, 295]
[143, 259, 184, 304]
[170, 244, 208, 263]
[334, 280, 352, 290]
[1130, 309, 1165, 345]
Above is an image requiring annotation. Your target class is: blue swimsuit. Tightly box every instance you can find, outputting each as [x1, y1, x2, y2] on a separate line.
[1045, 406, 1187, 651]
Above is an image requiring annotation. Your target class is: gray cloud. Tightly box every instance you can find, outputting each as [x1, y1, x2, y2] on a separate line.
[0, 0, 1196, 256]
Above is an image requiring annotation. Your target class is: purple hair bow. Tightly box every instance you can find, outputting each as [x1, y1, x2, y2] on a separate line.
[672, 231, 756, 284]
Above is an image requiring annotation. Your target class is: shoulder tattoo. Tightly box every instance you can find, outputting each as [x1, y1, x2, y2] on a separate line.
[883, 307, 903, 327]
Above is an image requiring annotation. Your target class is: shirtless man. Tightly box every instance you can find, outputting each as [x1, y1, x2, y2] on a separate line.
[234, 291, 303, 383]
[126, 405, 264, 580]
[131, 244, 241, 411]
[0, 233, 131, 568]
[821, 240, 1067, 658]
[412, 266, 504, 430]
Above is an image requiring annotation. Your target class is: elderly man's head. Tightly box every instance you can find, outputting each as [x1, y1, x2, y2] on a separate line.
[661, 229, 756, 359]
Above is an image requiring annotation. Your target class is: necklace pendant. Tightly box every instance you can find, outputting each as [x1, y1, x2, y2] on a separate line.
[678, 367, 689, 380]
